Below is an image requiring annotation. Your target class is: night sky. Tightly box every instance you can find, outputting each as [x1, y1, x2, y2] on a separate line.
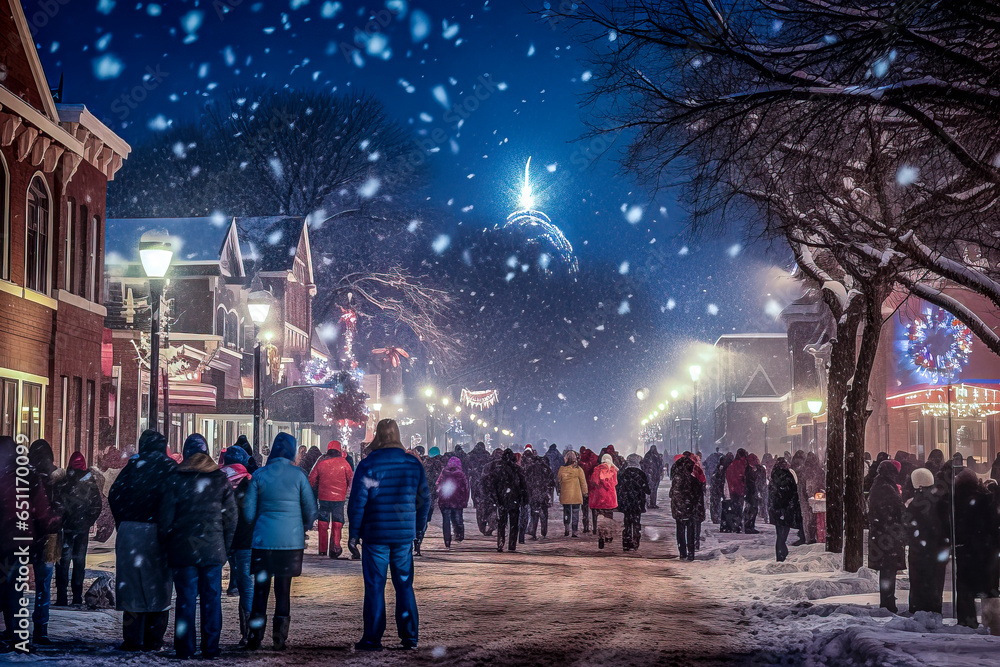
[31, 0, 791, 448]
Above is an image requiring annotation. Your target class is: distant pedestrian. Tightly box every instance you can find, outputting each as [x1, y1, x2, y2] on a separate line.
[467, 442, 494, 536]
[54, 452, 102, 607]
[233, 435, 259, 474]
[641, 446, 664, 509]
[522, 450, 556, 541]
[436, 457, 470, 549]
[244, 433, 318, 651]
[220, 445, 254, 646]
[579, 447, 599, 533]
[743, 453, 762, 533]
[309, 441, 354, 558]
[670, 455, 704, 561]
[618, 455, 650, 552]
[159, 434, 237, 659]
[108, 430, 177, 652]
[725, 449, 749, 534]
[557, 451, 588, 537]
[484, 449, 529, 553]
[903, 468, 949, 615]
[348, 419, 431, 651]
[768, 459, 801, 562]
[868, 460, 906, 613]
[953, 469, 1000, 629]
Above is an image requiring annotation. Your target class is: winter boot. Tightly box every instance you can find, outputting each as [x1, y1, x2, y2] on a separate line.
[246, 615, 266, 651]
[331, 522, 344, 558]
[32, 623, 51, 646]
[237, 607, 249, 648]
[598, 537, 605, 549]
[272, 616, 290, 651]
[318, 521, 329, 556]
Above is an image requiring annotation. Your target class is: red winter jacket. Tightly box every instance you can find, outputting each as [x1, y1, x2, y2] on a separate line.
[726, 455, 748, 497]
[309, 453, 354, 502]
[588, 463, 619, 509]
[580, 449, 600, 491]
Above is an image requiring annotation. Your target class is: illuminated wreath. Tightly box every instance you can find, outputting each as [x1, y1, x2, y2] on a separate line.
[905, 308, 973, 384]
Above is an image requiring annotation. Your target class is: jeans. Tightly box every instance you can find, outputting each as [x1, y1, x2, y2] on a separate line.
[172, 565, 223, 659]
[230, 549, 253, 616]
[360, 543, 418, 648]
[528, 503, 549, 538]
[562, 504, 580, 533]
[623, 512, 642, 550]
[676, 519, 697, 558]
[31, 555, 53, 628]
[251, 574, 291, 622]
[775, 525, 790, 561]
[440, 509, 465, 547]
[57, 531, 89, 604]
[496, 507, 520, 552]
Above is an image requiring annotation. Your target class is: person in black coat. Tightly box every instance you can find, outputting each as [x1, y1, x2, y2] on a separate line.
[903, 468, 950, 615]
[27, 440, 62, 645]
[54, 452, 102, 607]
[710, 453, 732, 526]
[670, 456, 705, 560]
[618, 455, 651, 552]
[953, 469, 1000, 628]
[233, 434, 259, 474]
[108, 430, 178, 652]
[483, 449, 528, 553]
[868, 460, 906, 612]
[991, 452, 1000, 483]
[864, 452, 889, 493]
[641, 446, 664, 509]
[159, 434, 237, 659]
[521, 450, 556, 541]
[768, 459, 802, 562]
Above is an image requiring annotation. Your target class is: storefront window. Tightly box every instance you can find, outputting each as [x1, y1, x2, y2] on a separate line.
[1, 379, 17, 436]
[20, 382, 42, 442]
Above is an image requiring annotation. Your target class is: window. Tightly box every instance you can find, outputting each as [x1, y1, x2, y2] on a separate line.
[86, 380, 95, 462]
[87, 215, 99, 301]
[1, 379, 17, 436]
[60, 376, 68, 466]
[0, 155, 8, 281]
[226, 310, 239, 347]
[78, 205, 88, 298]
[25, 176, 51, 293]
[19, 382, 42, 442]
[216, 306, 226, 339]
[64, 199, 75, 293]
[73, 376, 82, 452]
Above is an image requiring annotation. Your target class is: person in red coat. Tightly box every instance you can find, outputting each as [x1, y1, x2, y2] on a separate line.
[589, 454, 619, 549]
[725, 449, 749, 534]
[308, 441, 354, 558]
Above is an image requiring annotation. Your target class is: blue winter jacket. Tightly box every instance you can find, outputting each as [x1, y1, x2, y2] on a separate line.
[243, 457, 318, 550]
[348, 446, 431, 545]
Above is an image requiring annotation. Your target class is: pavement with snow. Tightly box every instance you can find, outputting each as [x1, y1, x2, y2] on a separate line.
[9, 482, 1000, 665]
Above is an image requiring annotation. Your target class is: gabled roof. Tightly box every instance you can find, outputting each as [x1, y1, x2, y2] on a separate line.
[742, 364, 780, 398]
[237, 216, 313, 282]
[2, 0, 59, 121]
[105, 217, 244, 276]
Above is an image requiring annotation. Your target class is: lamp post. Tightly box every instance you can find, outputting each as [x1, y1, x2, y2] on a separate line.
[807, 399, 824, 454]
[247, 285, 272, 457]
[761, 415, 770, 456]
[689, 365, 702, 450]
[139, 231, 173, 434]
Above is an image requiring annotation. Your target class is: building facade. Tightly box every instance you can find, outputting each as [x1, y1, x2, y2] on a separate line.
[0, 0, 129, 465]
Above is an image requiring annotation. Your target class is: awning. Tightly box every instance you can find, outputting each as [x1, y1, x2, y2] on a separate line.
[160, 380, 217, 409]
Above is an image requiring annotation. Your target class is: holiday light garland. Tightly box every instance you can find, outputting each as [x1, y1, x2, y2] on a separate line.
[461, 388, 500, 410]
[904, 307, 973, 385]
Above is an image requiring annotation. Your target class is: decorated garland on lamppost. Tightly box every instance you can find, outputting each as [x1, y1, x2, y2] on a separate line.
[905, 307, 973, 385]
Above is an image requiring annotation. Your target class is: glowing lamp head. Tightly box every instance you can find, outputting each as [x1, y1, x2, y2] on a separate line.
[641, 419, 648, 426]
[441, 397, 450, 407]
[688, 365, 702, 382]
[670, 389, 679, 399]
[658, 402, 666, 411]
[454, 406, 462, 414]
[807, 400, 823, 415]
[247, 288, 273, 325]
[423, 387, 434, 398]
[635, 388, 648, 401]
[761, 415, 770, 425]
[372, 403, 382, 411]
[139, 230, 173, 278]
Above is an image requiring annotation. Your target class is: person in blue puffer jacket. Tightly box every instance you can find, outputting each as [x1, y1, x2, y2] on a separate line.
[348, 419, 431, 652]
[242, 432, 318, 651]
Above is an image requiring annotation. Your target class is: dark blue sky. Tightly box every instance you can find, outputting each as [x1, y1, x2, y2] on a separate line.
[32, 0, 789, 447]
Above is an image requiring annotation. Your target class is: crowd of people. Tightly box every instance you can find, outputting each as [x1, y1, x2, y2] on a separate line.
[5, 425, 1000, 655]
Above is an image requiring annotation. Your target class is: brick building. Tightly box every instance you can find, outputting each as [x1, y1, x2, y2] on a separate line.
[0, 0, 129, 465]
[102, 216, 335, 456]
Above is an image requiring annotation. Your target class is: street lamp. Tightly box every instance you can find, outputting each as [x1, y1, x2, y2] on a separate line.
[689, 365, 702, 450]
[139, 230, 173, 434]
[636, 388, 648, 401]
[807, 399, 823, 453]
[423, 387, 434, 398]
[247, 284, 272, 456]
[761, 415, 770, 455]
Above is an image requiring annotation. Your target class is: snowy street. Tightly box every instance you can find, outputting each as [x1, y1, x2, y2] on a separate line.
[24, 481, 1000, 666]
